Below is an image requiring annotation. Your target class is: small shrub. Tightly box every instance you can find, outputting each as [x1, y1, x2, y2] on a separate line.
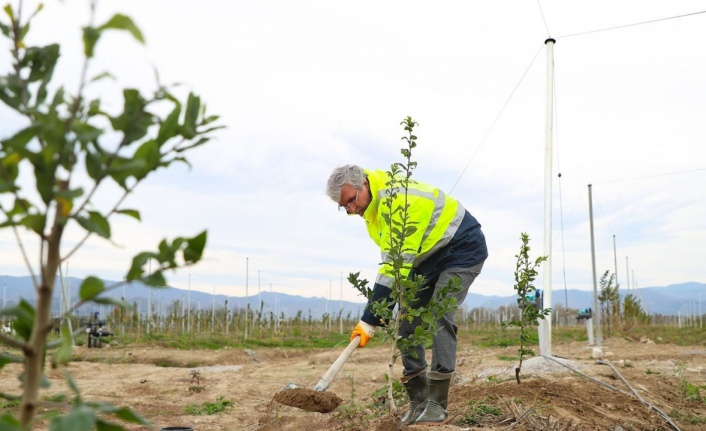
[681, 380, 706, 403]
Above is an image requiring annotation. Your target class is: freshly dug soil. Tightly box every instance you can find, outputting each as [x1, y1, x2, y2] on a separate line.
[273, 387, 342, 413]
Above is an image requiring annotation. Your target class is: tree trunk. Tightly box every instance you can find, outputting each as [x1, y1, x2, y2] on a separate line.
[20, 227, 62, 427]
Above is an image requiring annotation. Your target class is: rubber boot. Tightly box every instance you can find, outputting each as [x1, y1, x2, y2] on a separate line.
[400, 373, 428, 425]
[413, 376, 450, 425]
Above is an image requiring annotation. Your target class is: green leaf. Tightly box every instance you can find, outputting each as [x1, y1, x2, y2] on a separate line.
[75, 211, 111, 238]
[22, 44, 60, 84]
[133, 140, 161, 178]
[79, 276, 105, 301]
[0, 352, 23, 370]
[90, 71, 115, 83]
[110, 89, 153, 144]
[3, 4, 15, 21]
[85, 151, 103, 180]
[93, 297, 129, 308]
[11, 300, 34, 340]
[116, 209, 140, 221]
[0, 153, 21, 185]
[50, 405, 97, 431]
[71, 121, 102, 144]
[0, 413, 22, 431]
[3, 124, 40, 149]
[156, 105, 181, 145]
[184, 231, 207, 263]
[106, 156, 146, 188]
[64, 370, 82, 398]
[95, 420, 125, 431]
[82, 26, 101, 58]
[0, 21, 10, 37]
[126, 252, 158, 281]
[180, 93, 201, 139]
[102, 405, 148, 424]
[142, 271, 166, 287]
[98, 14, 145, 44]
[52, 326, 74, 366]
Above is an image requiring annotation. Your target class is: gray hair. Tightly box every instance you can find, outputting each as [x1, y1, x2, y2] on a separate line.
[326, 165, 365, 202]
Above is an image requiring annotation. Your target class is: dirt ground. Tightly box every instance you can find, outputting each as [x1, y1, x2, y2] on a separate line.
[1, 335, 705, 431]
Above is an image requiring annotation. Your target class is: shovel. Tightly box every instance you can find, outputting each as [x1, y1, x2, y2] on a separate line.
[274, 336, 360, 413]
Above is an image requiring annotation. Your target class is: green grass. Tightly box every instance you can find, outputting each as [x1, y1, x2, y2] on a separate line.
[457, 400, 502, 426]
[681, 379, 706, 403]
[57, 322, 705, 352]
[41, 393, 68, 403]
[627, 325, 706, 346]
[670, 410, 706, 424]
[125, 332, 351, 350]
[184, 397, 232, 415]
[0, 398, 20, 410]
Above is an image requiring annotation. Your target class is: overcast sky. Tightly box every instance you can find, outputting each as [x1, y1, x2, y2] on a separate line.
[1, 1, 705, 306]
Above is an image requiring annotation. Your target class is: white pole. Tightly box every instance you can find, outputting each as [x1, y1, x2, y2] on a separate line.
[245, 258, 249, 339]
[613, 236, 619, 286]
[586, 317, 594, 345]
[339, 272, 343, 334]
[588, 185, 603, 347]
[212, 285, 216, 332]
[187, 274, 191, 335]
[274, 292, 279, 333]
[539, 37, 556, 357]
[147, 259, 151, 335]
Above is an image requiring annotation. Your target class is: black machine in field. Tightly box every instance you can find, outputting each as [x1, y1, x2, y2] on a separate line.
[577, 308, 593, 321]
[85, 312, 113, 348]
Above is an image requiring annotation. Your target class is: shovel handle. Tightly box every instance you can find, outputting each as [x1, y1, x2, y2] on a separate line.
[313, 336, 360, 392]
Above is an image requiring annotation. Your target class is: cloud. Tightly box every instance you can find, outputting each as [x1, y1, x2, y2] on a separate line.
[1, 0, 704, 307]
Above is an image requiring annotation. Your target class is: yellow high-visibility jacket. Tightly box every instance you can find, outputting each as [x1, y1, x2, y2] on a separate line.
[361, 169, 487, 326]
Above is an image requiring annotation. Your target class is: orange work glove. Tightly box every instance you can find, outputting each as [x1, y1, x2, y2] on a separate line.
[350, 321, 376, 347]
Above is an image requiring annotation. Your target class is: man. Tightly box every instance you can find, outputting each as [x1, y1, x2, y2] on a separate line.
[326, 164, 488, 425]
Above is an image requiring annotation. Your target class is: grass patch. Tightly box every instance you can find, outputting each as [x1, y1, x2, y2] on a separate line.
[153, 358, 202, 368]
[496, 355, 518, 361]
[681, 379, 706, 403]
[0, 398, 20, 410]
[41, 393, 68, 403]
[458, 400, 503, 426]
[123, 332, 352, 350]
[184, 397, 232, 415]
[670, 409, 706, 424]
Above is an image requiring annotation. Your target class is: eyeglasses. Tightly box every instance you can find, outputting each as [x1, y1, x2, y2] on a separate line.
[338, 189, 360, 213]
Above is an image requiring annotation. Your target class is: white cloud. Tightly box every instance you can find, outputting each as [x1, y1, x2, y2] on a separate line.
[1, 0, 705, 306]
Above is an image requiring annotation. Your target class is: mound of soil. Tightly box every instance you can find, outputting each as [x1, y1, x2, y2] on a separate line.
[273, 387, 342, 413]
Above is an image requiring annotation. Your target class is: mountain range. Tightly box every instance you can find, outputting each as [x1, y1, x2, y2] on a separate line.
[0, 275, 703, 319]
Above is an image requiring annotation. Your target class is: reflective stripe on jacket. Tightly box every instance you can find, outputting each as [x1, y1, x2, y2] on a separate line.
[363, 169, 466, 288]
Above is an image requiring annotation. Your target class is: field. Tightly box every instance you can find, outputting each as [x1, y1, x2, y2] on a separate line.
[1, 327, 705, 431]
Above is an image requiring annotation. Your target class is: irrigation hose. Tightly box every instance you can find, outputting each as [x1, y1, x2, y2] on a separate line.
[540, 355, 680, 431]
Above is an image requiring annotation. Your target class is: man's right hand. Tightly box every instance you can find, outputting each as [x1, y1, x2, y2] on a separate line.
[350, 321, 376, 347]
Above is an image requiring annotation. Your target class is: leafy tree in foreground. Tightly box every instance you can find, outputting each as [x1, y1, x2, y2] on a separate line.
[502, 232, 549, 384]
[0, 1, 221, 429]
